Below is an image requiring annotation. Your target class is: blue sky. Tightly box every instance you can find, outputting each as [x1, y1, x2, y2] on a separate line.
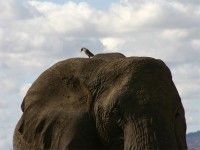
[0, 0, 200, 149]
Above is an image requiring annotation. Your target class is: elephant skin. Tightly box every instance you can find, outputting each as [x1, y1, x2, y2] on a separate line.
[13, 53, 187, 150]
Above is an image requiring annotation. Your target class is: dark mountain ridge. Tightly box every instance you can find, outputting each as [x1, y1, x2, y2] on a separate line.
[187, 131, 200, 150]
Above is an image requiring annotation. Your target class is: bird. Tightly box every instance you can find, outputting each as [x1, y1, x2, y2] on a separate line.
[81, 47, 94, 58]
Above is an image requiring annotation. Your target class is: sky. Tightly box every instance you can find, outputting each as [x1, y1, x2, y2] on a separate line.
[0, 0, 200, 149]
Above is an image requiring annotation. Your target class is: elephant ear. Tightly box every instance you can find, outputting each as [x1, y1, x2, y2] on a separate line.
[13, 59, 99, 149]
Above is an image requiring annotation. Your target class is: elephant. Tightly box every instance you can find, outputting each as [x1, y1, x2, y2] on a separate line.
[13, 53, 187, 150]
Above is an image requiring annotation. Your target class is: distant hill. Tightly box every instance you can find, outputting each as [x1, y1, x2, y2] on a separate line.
[187, 131, 200, 150]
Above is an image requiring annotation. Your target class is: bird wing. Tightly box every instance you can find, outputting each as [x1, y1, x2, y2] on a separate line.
[86, 50, 94, 56]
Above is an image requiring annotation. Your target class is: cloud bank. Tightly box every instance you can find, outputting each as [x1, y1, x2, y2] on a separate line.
[0, 0, 199, 149]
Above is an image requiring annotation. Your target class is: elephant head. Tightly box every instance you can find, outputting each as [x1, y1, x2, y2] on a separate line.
[13, 53, 187, 150]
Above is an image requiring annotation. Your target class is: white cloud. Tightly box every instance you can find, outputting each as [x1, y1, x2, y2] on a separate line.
[94, 1, 162, 34]
[0, 0, 200, 149]
[28, 1, 97, 34]
[161, 29, 188, 40]
[191, 39, 200, 50]
[19, 83, 31, 97]
[101, 37, 125, 51]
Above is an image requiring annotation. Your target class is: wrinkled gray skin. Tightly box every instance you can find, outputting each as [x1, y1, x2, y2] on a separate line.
[13, 53, 187, 150]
